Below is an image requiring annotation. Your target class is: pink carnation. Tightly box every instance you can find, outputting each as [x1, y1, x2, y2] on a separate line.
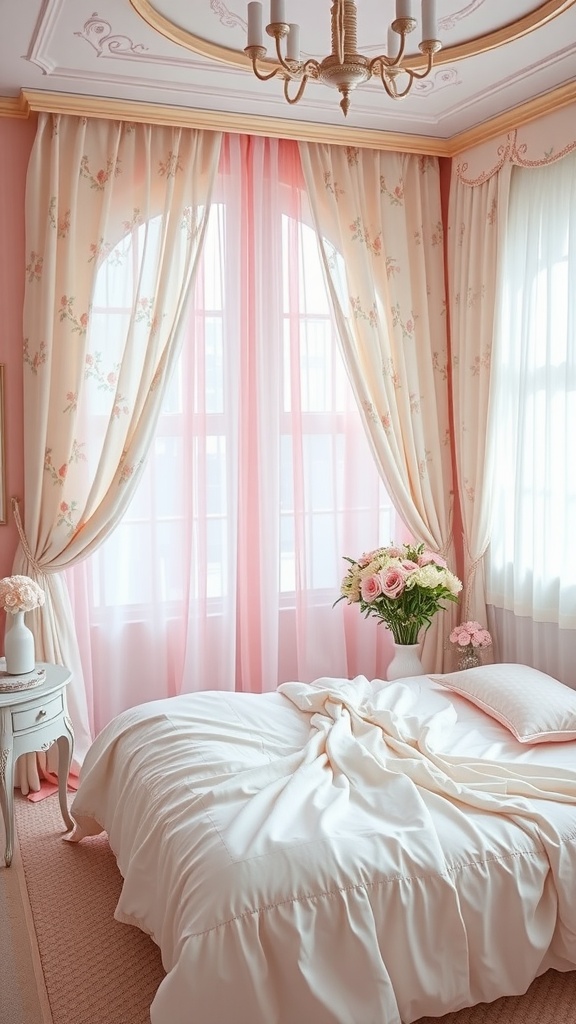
[450, 620, 492, 649]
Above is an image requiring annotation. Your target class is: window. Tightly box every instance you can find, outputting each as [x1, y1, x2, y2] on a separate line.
[84, 145, 395, 628]
[487, 153, 576, 626]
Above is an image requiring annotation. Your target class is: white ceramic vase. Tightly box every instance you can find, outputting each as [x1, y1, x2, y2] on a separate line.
[386, 641, 425, 681]
[4, 609, 36, 675]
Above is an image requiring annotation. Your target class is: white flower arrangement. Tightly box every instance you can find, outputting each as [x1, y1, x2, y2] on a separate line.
[0, 575, 45, 614]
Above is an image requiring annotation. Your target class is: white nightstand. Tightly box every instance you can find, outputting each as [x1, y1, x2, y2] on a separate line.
[0, 660, 75, 867]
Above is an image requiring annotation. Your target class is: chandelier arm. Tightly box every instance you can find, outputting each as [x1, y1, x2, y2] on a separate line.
[283, 74, 310, 105]
[375, 68, 401, 100]
[248, 56, 282, 82]
[273, 33, 300, 76]
[387, 75, 415, 99]
[407, 52, 434, 81]
[386, 33, 408, 69]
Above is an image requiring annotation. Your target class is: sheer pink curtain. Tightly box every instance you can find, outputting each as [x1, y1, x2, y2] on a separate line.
[68, 134, 400, 737]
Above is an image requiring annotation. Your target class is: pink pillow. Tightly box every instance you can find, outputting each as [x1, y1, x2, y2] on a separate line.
[429, 663, 576, 744]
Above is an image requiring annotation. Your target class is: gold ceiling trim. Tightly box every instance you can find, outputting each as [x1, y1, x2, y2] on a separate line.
[16, 89, 447, 154]
[10, 83, 576, 159]
[446, 79, 576, 156]
[0, 96, 29, 119]
[129, 0, 576, 74]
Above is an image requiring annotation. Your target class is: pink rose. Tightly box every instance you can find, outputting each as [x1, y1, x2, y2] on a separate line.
[361, 575, 383, 602]
[400, 559, 419, 572]
[380, 567, 406, 599]
[58, 464, 68, 479]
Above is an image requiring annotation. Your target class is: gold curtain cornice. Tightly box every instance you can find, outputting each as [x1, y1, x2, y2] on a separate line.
[0, 81, 574, 158]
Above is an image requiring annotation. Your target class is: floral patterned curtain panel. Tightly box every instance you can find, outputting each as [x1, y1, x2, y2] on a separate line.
[13, 113, 221, 789]
[298, 143, 456, 670]
[447, 164, 512, 630]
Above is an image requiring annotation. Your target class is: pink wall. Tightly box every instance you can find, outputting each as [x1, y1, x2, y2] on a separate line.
[0, 116, 36, 605]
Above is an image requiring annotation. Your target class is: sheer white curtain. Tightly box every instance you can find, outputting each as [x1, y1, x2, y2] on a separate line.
[486, 151, 576, 685]
[68, 134, 400, 737]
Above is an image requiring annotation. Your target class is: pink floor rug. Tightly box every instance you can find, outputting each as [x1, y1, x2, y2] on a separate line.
[14, 793, 165, 1024]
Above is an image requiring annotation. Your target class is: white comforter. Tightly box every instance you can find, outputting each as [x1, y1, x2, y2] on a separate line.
[68, 675, 576, 1024]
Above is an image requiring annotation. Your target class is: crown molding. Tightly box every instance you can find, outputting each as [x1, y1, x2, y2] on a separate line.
[0, 95, 30, 119]
[445, 79, 576, 156]
[16, 90, 449, 154]
[0, 82, 573, 161]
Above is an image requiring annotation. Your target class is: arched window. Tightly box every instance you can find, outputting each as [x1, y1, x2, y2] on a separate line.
[70, 135, 397, 726]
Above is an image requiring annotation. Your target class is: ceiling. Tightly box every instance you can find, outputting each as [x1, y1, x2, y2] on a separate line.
[1, 1, 576, 152]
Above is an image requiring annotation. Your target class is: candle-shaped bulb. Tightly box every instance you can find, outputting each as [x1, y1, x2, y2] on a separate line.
[287, 24, 300, 61]
[270, 0, 286, 23]
[396, 0, 414, 18]
[247, 2, 264, 46]
[421, 0, 437, 40]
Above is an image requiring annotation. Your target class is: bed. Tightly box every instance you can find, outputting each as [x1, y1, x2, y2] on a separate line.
[67, 664, 576, 1024]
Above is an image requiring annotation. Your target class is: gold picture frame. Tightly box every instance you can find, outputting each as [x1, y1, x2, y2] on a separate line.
[0, 365, 5, 525]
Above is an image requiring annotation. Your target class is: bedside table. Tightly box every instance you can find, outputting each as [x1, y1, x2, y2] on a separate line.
[0, 660, 75, 867]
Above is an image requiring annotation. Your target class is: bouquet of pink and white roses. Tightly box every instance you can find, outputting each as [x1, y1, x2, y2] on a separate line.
[336, 542, 462, 645]
[0, 575, 45, 614]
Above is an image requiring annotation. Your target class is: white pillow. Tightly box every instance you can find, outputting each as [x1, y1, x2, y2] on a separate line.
[429, 663, 576, 744]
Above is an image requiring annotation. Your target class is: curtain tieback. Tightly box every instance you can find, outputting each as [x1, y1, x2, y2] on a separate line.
[11, 497, 47, 577]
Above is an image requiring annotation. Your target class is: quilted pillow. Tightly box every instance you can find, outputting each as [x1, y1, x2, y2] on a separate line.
[429, 663, 576, 744]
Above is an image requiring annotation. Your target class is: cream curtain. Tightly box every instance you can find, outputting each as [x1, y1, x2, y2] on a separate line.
[13, 113, 221, 791]
[299, 144, 456, 669]
[447, 163, 512, 633]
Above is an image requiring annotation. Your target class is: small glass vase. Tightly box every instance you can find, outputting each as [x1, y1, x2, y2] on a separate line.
[456, 647, 482, 672]
[4, 609, 36, 675]
[387, 642, 425, 682]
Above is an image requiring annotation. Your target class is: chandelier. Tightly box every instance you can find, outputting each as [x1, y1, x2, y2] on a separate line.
[245, 0, 441, 116]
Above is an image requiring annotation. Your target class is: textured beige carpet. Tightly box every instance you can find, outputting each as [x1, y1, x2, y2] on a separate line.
[5, 794, 165, 1024]
[2, 792, 576, 1024]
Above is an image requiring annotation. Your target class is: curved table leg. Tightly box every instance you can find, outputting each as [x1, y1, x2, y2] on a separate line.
[1, 745, 15, 867]
[56, 721, 75, 832]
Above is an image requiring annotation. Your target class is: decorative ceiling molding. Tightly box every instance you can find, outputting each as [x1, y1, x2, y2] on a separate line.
[0, 96, 29, 119]
[1, 81, 575, 162]
[444, 79, 576, 155]
[129, 0, 576, 75]
[16, 89, 448, 154]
